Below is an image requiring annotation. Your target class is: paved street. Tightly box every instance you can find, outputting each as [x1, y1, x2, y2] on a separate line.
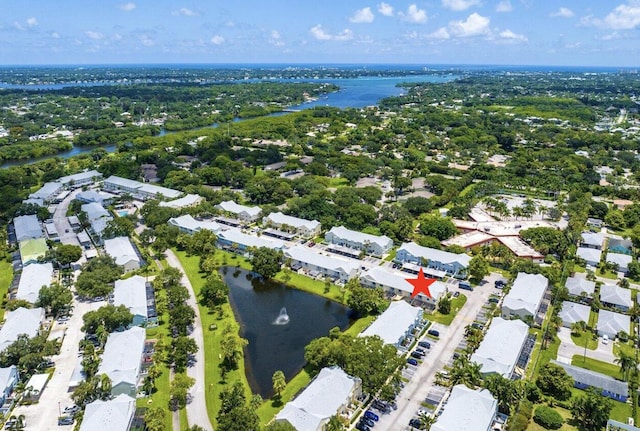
[52, 188, 82, 247]
[556, 327, 615, 363]
[375, 273, 502, 431]
[165, 249, 213, 431]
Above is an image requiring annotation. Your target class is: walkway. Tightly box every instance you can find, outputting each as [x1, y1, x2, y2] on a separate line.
[165, 249, 213, 431]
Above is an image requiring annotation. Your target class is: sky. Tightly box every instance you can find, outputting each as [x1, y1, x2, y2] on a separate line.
[1, 0, 639, 67]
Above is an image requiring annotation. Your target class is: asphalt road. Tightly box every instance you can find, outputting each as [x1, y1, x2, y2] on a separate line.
[52, 188, 82, 247]
[373, 272, 502, 431]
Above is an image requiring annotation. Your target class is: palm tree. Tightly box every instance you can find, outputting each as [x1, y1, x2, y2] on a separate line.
[449, 356, 482, 388]
[614, 351, 637, 381]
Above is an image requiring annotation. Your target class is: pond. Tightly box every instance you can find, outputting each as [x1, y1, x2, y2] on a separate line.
[222, 267, 351, 398]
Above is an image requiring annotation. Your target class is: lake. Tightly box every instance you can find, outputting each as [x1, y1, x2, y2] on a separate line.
[222, 267, 351, 398]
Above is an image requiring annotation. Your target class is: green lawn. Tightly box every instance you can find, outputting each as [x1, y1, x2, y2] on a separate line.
[275, 270, 346, 304]
[570, 332, 598, 350]
[527, 405, 575, 431]
[428, 294, 468, 326]
[598, 269, 619, 280]
[528, 333, 560, 380]
[571, 355, 621, 379]
[0, 260, 13, 321]
[328, 177, 349, 188]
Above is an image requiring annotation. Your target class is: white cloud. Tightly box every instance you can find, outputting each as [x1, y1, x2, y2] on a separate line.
[350, 7, 375, 23]
[210, 35, 225, 45]
[140, 35, 154, 46]
[174, 7, 198, 17]
[399, 4, 428, 24]
[449, 13, 490, 37]
[496, 0, 512, 12]
[499, 29, 527, 42]
[428, 27, 451, 39]
[597, 31, 620, 40]
[310, 24, 353, 41]
[119, 2, 136, 11]
[13, 22, 24, 31]
[442, 0, 480, 11]
[51, 32, 60, 39]
[601, 2, 640, 29]
[269, 30, 285, 46]
[85, 31, 105, 40]
[378, 2, 394, 16]
[550, 7, 574, 18]
[26, 17, 38, 27]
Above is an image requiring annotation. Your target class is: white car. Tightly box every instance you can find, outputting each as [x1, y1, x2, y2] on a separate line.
[602, 334, 609, 345]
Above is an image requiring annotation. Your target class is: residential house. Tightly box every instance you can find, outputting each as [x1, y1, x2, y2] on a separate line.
[359, 301, 423, 348]
[470, 317, 529, 378]
[431, 385, 498, 431]
[396, 242, 471, 278]
[284, 246, 359, 283]
[168, 215, 223, 235]
[103, 175, 181, 201]
[79, 394, 136, 431]
[16, 262, 54, 304]
[57, 170, 102, 188]
[97, 327, 145, 397]
[552, 361, 629, 402]
[587, 218, 603, 229]
[215, 201, 262, 223]
[113, 276, 154, 327]
[558, 301, 591, 328]
[28, 182, 63, 204]
[359, 266, 447, 308]
[75, 190, 116, 206]
[103, 237, 141, 272]
[597, 310, 630, 339]
[263, 212, 321, 238]
[18, 238, 48, 266]
[576, 247, 602, 267]
[581, 232, 605, 249]
[501, 272, 548, 322]
[325, 226, 393, 257]
[275, 366, 362, 431]
[608, 238, 633, 255]
[564, 276, 595, 302]
[159, 194, 203, 209]
[0, 366, 18, 406]
[81, 202, 113, 238]
[0, 308, 45, 353]
[13, 215, 43, 242]
[217, 229, 284, 253]
[606, 253, 632, 274]
[600, 284, 632, 312]
[607, 420, 640, 431]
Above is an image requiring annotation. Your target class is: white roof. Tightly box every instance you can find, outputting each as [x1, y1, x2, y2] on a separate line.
[597, 310, 630, 337]
[98, 326, 145, 389]
[81, 202, 110, 221]
[218, 229, 284, 250]
[17, 262, 53, 303]
[360, 301, 422, 347]
[57, 170, 102, 185]
[0, 307, 44, 353]
[216, 200, 262, 217]
[502, 272, 548, 316]
[103, 237, 140, 267]
[76, 190, 114, 204]
[565, 276, 596, 297]
[497, 236, 544, 259]
[470, 317, 529, 377]
[559, 301, 591, 325]
[576, 247, 602, 263]
[398, 242, 471, 267]
[14, 215, 43, 242]
[600, 284, 632, 308]
[159, 194, 203, 209]
[276, 367, 359, 431]
[265, 212, 320, 231]
[113, 276, 148, 319]
[25, 373, 49, 394]
[29, 182, 62, 200]
[441, 231, 494, 248]
[168, 215, 222, 234]
[327, 226, 393, 250]
[360, 266, 446, 301]
[581, 232, 605, 248]
[105, 175, 141, 189]
[80, 394, 136, 431]
[104, 175, 181, 199]
[0, 366, 17, 392]
[606, 252, 632, 268]
[432, 385, 497, 431]
[284, 246, 360, 275]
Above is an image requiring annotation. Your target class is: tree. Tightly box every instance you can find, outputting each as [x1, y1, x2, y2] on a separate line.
[418, 215, 458, 240]
[449, 356, 482, 389]
[199, 275, 229, 309]
[272, 370, 286, 398]
[250, 247, 283, 279]
[217, 382, 260, 431]
[605, 210, 626, 231]
[265, 422, 297, 431]
[170, 373, 195, 410]
[82, 304, 134, 333]
[326, 415, 346, 431]
[220, 326, 248, 370]
[170, 336, 199, 372]
[75, 255, 123, 299]
[468, 255, 489, 281]
[102, 216, 136, 239]
[571, 387, 614, 431]
[346, 284, 386, 317]
[169, 304, 196, 336]
[36, 283, 73, 317]
[614, 350, 637, 381]
[438, 295, 452, 315]
[144, 407, 167, 431]
[47, 244, 82, 266]
[533, 406, 563, 430]
[483, 374, 523, 414]
[535, 363, 573, 401]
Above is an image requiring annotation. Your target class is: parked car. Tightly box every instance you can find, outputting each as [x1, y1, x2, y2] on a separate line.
[407, 358, 418, 366]
[453, 291, 460, 297]
[415, 348, 426, 356]
[458, 281, 473, 291]
[360, 417, 375, 428]
[410, 351, 423, 359]
[488, 297, 500, 304]
[355, 422, 370, 431]
[58, 416, 74, 426]
[427, 329, 440, 337]
[602, 334, 609, 345]
[418, 340, 431, 349]
[63, 405, 80, 415]
[364, 410, 379, 421]
[495, 279, 506, 288]
[409, 418, 423, 429]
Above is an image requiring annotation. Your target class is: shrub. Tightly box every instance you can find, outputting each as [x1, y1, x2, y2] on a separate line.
[533, 406, 564, 430]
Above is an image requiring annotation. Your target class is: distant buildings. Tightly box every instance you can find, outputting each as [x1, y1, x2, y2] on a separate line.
[159, 194, 203, 209]
[606, 252, 632, 274]
[431, 385, 498, 431]
[501, 272, 548, 322]
[576, 247, 602, 267]
[81, 202, 113, 239]
[168, 215, 223, 235]
[558, 301, 590, 328]
[597, 310, 630, 338]
[103, 237, 141, 272]
[553, 361, 629, 402]
[581, 232, 605, 250]
[396, 242, 470, 278]
[565, 276, 595, 302]
[359, 301, 423, 348]
[325, 226, 393, 257]
[600, 284, 632, 312]
[215, 201, 262, 223]
[28, 170, 103, 204]
[263, 212, 321, 238]
[103, 175, 181, 201]
[217, 228, 284, 253]
[13, 215, 48, 266]
[284, 246, 359, 283]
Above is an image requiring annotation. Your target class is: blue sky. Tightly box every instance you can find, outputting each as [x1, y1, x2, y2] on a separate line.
[1, 1, 639, 66]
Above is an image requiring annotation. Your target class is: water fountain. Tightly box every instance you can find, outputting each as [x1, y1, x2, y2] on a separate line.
[273, 307, 290, 325]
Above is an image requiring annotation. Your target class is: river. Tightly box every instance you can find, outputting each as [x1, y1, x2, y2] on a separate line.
[0, 73, 455, 168]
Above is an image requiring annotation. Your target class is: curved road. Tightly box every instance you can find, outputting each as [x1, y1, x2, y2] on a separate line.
[165, 249, 214, 431]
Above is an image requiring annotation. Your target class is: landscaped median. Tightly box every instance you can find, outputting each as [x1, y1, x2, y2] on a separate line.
[428, 293, 467, 325]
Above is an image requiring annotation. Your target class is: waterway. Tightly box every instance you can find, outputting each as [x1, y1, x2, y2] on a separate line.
[0, 73, 454, 168]
[222, 267, 351, 398]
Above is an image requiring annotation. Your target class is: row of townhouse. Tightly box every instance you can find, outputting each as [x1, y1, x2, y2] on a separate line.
[28, 170, 103, 204]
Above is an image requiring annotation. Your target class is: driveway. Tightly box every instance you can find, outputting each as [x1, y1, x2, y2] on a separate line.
[556, 327, 615, 364]
[375, 273, 501, 431]
[53, 188, 82, 246]
[165, 249, 213, 431]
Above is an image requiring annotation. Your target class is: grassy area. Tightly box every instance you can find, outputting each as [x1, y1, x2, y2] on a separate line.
[588, 310, 598, 329]
[428, 294, 468, 326]
[275, 270, 346, 304]
[0, 260, 13, 321]
[570, 332, 598, 350]
[173, 249, 252, 428]
[598, 269, 619, 280]
[571, 355, 621, 379]
[528, 332, 560, 379]
[328, 177, 349, 188]
[527, 405, 575, 431]
[256, 368, 311, 424]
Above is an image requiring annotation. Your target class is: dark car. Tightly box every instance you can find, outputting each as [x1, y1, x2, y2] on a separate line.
[58, 416, 74, 426]
[407, 358, 418, 366]
[372, 399, 389, 411]
[488, 297, 500, 303]
[427, 329, 440, 337]
[360, 417, 375, 428]
[364, 410, 379, 421]
[453, 291, 460, 297]
[495, 279, 506, 288]
[355, 422, 370, 431]
[418, 340, 431, 349]
[415, 348, 426, 356]
[409, 418, 423, 429]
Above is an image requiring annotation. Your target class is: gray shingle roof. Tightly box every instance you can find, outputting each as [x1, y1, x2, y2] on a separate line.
[552, 360, 628, 396]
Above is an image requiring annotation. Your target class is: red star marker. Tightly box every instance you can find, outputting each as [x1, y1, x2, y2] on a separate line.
[407, 268, 437, 299]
